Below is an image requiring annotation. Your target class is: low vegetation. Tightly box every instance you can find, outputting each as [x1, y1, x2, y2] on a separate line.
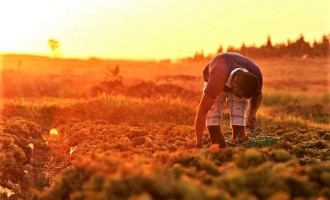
[0, 57, 329, 199]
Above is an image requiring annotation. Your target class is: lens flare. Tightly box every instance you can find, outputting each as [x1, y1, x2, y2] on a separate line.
[70, 147, 77, 155]
[50, 128, 59, 136]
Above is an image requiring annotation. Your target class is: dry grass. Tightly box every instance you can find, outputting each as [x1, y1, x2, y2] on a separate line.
[2, 54, 328, 93]
[0, 54, 329, 199]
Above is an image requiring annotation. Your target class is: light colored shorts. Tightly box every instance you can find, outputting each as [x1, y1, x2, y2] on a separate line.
[203, 82, 249, 127]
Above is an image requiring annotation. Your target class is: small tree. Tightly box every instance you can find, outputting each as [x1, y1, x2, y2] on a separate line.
[48, 39, 61, 58]
[266, 35, 273, 49]
[107, 64, 120, 77]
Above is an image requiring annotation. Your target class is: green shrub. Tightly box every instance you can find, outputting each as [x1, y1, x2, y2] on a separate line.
[236, 149, 267, 169]
[270, 149, 292, 162]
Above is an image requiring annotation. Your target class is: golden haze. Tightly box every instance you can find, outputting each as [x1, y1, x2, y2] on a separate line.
[0, 0, 329, 60]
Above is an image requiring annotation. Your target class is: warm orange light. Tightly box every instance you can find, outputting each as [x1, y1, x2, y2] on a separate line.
[209, 144, 220, 153]
[0, 185, 15, 198]
[50, 128, 59, 136]
[28, 143, 34, 150]
[70, 147, 76, 155]
[0, 1, 327, 60]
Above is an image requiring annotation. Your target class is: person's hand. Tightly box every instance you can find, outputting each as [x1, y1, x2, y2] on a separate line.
[247, 114, 257, 129]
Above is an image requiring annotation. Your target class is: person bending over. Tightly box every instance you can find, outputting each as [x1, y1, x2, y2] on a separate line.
[194, 52, 263, 148]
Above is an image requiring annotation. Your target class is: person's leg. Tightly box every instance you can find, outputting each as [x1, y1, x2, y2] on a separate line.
[204, 88, 227, 147]
[207, 125, 227, 148]
[232, 125, 246, 140]
[228, 93, 249, 140]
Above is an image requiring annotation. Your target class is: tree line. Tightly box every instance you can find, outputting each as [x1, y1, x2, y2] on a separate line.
[187, 34, 329, 61]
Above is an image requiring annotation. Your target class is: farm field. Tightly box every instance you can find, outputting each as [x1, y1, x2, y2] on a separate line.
[0, 54, 330, 199]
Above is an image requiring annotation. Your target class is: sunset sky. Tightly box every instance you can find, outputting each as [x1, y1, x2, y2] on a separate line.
[0, 0, 329, 60]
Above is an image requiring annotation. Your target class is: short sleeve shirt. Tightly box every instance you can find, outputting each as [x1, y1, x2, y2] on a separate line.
[203, 52, 263, 99]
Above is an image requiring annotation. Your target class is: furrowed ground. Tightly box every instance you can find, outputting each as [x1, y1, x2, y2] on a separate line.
[0, 55, 329, 199]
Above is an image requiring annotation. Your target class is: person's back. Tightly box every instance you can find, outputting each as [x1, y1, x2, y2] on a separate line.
[203, 53, 263, 100]
[204, 52, 263, 91]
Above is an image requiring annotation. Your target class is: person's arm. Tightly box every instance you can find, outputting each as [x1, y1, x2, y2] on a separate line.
[195, 60, 228, 147]
[194, 94, 215, 147]
[247, 91, 263, 128]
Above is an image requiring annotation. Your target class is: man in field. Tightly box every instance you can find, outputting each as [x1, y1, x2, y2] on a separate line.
[195, 52, 263, 148]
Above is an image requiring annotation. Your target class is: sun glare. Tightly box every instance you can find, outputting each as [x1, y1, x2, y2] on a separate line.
[70, 146, 77, 155]
[50, 128, 59, 136]
[0, 0, 82, 54]
[0, 0, 328, 60]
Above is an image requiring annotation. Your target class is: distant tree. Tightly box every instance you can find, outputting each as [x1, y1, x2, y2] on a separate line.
[217, 45, 223, 54]
[240, 43, 247, 56]
[311, 39, 319, 57]
[311, 34, 330, 57]
[105, 64, 120, 78]
[320, 34, 330, 56]
[261, 35, 274, 57]
[112, 65, 120, 77]
[48, 39, 61, 58]
[226, 46, 238, 52]
[192, 33, 330, 61]
[266, 35, 273, 49]
[287, 34, 312, 57]
[192, 50, 205, 61]
[246, 44, 260, 58]
[274, 43, 286, 57]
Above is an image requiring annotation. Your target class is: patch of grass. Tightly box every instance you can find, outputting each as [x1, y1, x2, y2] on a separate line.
[263, 102, 330, 125]
[1, 95, 196, 127]
[262, 92, 329, 107]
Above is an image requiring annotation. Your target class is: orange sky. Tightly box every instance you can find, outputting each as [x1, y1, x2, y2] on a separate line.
[0, 0, 329, 60]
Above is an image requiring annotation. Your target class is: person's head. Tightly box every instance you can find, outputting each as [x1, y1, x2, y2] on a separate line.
[231, 70, 260, 98]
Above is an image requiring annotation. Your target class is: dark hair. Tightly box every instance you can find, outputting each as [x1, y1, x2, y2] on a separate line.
[236, 71, 260, 98]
